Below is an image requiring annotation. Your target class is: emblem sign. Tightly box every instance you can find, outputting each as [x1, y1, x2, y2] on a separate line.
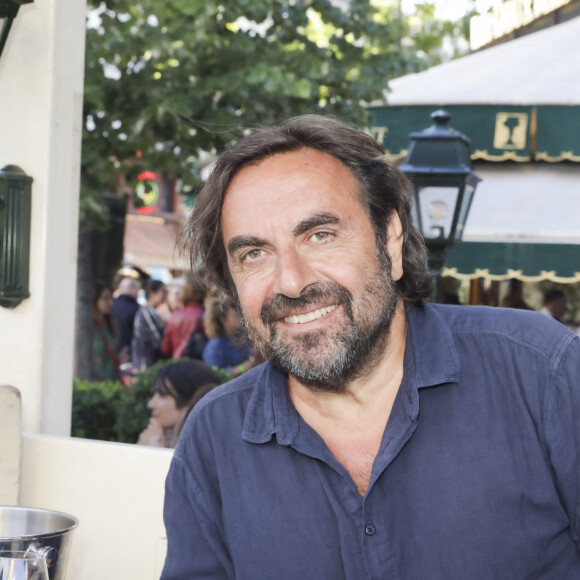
[493, 112, 528, 150]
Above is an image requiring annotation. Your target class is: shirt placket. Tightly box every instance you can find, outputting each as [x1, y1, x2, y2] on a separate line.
[360, 376, 419, 580]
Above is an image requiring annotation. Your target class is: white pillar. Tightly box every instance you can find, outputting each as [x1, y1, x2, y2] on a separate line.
[0, 0, 86, 434]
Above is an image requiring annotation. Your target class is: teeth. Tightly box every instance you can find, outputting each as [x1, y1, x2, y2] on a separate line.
[284, 305, 337, 324]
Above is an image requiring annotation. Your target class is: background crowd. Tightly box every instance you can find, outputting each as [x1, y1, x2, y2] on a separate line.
[87, 270, 261, 448]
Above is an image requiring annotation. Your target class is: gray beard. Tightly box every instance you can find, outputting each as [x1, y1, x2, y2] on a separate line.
[242, 247, 399, 393]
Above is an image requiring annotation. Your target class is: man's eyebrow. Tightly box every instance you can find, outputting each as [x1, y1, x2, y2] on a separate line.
[227, 235, 266, 257]
[293, 212, 341, 236]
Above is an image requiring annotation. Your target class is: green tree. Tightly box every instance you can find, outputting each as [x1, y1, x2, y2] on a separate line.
[81, 0, 419, 203]
[401, 1, 477, 68]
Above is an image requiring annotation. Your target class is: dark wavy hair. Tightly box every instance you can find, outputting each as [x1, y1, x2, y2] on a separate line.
[181, 115, 432, 302]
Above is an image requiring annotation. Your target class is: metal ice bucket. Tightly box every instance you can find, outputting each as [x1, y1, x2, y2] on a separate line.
[0, 506, 77, 580]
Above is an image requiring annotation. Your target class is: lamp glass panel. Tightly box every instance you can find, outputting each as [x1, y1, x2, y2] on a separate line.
[454, 183, 475, 241]
[413, 185, 460, 241]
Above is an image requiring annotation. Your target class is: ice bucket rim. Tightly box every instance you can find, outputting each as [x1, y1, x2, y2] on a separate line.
[0, 505, 78, 540]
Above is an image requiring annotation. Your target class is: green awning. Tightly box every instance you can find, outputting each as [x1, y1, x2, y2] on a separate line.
[442, 242, 580, 283]
[368, 105, 580, 163]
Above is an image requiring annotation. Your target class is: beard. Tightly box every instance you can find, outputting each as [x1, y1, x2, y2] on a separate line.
[241, 246, 400, 393]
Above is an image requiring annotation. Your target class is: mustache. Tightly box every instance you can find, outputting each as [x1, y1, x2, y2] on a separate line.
[260, 282, 352, 325]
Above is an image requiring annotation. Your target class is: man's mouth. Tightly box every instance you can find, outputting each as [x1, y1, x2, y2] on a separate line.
[283, 305, 337, 325]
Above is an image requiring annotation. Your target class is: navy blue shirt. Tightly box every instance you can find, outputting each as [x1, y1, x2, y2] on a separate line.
[162, 304, 580, 579]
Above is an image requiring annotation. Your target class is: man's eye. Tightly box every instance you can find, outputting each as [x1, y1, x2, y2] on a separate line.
[311, 231, 332, 242]
[241, 248, 264, 262]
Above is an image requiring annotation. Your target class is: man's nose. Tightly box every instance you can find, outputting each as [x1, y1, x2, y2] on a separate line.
[273, 249, 316, 298]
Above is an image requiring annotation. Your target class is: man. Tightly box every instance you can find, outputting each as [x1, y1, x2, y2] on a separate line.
[162, 116, 580, 579]
[111, 276, 141, 359]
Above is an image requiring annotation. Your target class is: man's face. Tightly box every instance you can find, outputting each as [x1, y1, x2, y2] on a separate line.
[221, 148, 404, 392]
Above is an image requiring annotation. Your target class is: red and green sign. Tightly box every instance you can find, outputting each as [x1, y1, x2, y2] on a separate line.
[134, 171, 159, 214]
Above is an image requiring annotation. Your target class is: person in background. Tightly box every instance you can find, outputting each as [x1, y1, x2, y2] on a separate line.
[137, 360, 220, 448]
[202, 297, 258, 378]
[131, 279, 167, 370]
[501, 293, 531, 310]
[540, 289, 567, 322]
[91, 281, 124, 383]
[161, 278, 206, 359]
[111, 276, 141, 360]
[158, 279, 185, 321]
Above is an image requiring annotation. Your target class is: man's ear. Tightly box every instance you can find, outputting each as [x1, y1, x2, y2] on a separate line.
[386, 210, 404, 282]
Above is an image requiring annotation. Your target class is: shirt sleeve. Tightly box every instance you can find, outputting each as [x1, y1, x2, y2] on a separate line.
[545, 333, 580, 548]
[161, 430, 235, 579]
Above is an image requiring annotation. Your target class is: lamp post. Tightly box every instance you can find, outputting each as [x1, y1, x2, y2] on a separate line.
[399, 109, 481, 301]
[0, 0, 33, 60]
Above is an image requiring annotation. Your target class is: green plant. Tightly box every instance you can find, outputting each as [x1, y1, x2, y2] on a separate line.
[72, 379, 123, 441]
[72, 358, 233, 443]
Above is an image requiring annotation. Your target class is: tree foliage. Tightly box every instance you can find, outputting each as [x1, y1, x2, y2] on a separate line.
[82, 0, 430, 216]
[403, 2, 476, 68]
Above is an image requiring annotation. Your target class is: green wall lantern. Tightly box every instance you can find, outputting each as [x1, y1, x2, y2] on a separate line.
[1, 1, 34, 308]
[0, 0, 34, 60]
[399, 110, 481, 299]
[0, 165, 32, 308]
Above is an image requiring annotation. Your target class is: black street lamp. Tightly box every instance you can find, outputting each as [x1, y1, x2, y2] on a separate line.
[0, 0, 33, 61]
[399, 109, 481, 299]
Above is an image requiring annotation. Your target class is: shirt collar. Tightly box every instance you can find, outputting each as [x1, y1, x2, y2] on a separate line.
[404, 302, 460, 389]
[242, 362, 299, 445]
[241, 302, 461, 444]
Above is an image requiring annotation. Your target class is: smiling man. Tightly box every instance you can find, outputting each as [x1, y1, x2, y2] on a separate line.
[161, 116, 580, 579]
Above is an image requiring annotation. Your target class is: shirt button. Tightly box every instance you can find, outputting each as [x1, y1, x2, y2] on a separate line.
[365, 522, 376, 536]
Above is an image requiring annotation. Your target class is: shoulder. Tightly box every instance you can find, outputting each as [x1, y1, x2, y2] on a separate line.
[176, 365, 267, 454]
[185, 363, 271, 424]
[194, 370, 257, 411]
[431, 303, 576, 360]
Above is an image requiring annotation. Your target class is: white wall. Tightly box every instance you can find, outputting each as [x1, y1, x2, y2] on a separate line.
[0, 0, 86, 434]
[20, 434, 172, 580]
[0, 386, 22, 505]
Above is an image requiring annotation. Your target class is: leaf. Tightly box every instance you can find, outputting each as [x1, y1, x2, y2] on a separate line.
[293, 78, 312, 99]
[171, 0, 204, 16]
